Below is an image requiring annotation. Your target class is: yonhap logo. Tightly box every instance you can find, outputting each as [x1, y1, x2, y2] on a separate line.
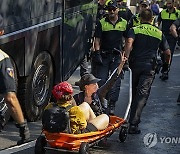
[143, 133, 158, 148]
[143, 133, 180, 148]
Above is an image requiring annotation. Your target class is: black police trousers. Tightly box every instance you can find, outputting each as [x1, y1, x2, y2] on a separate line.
[91, 52, 121, 104]
[129, 62, 155, 125]
[80, 56, 89, 77]
[161, 35, 176, 67]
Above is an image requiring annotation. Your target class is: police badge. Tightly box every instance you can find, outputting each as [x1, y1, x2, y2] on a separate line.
[6, 68, 14, 78]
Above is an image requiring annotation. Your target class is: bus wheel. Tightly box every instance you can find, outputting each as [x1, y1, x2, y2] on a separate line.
[18, 52, 54, 122]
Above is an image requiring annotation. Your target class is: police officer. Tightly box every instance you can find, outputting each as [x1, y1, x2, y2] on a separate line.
[0, 15, 30, 145]
[158, 0, 180, 80]
[128, 0, 150, 28]
[116, 0, 133, 22]
[92, 0, 127, 115]
[124, 9, 171, 134]
[170, 17, 180, 45]
[97, 0, 108, 20]
[75, 0, 109, 87]
[170, 18, 180, 105]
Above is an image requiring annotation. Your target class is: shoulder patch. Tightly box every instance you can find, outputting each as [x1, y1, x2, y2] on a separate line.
[6, 68, 14, 78]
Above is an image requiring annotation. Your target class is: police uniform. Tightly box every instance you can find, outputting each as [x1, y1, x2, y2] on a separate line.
[128, 13, 157, 29]
[127, 23, 170, 132]
[172, 18, 180, 45]
[158, 8, 180, 63]
[0, 49, 16, 94]
[92, 14, 127, 112]
[172, 18, 180, 104]
[118, 5, 133, 22]
[172, 18, 180, 30]
[97, 2, 108, 20]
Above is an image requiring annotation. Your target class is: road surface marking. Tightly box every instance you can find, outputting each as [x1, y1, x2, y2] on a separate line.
[0, 140, 35, 154]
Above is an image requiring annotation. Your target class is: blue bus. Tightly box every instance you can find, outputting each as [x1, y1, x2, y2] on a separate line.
[0, 0, 98, 121]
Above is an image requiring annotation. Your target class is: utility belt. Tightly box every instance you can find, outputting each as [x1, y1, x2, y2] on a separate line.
[100, 49, 121, 55]
[129, 57, 162, 74]
[129, 57, 155, 64]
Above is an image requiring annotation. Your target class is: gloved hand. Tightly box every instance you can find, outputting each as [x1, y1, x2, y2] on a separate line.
[155, 59, 163, 74]
[91, 50, 103, 65]
[161, 63, 170, 73]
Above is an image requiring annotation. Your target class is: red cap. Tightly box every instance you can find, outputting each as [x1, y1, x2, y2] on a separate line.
[52, 81, 73, 100]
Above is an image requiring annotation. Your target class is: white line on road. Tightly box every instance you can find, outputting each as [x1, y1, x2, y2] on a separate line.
[0, 140, 36, 154]
[174, 53, 180, 57]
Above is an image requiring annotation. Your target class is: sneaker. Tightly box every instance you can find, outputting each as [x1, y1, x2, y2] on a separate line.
[160, 72, 168, 81]
[128, 125, 141, 134]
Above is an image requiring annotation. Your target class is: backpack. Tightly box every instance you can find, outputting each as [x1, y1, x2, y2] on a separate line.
[42, 104, 73, 133]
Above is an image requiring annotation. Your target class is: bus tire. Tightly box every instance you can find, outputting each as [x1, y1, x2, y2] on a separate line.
[18, 52, 54, 122]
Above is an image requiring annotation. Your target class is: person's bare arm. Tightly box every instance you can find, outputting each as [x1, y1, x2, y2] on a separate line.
[93, 38, 101, 51]
[170, 24, 178, 38]
[117, 52, 128, 74]
[98, 53, 127, 98]
[124, 38, 134, 59]
[163, 49, 171, 65]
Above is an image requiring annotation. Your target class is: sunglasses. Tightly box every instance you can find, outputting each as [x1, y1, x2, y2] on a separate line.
[108, 7, 117, 11]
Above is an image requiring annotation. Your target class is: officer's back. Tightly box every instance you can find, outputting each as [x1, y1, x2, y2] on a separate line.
[128, 9, 170, 63]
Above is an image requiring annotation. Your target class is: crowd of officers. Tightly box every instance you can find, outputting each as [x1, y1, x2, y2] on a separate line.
[78, 0, 179, 134]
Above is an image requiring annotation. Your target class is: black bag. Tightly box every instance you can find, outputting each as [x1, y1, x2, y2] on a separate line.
[42, 104, 72, 133]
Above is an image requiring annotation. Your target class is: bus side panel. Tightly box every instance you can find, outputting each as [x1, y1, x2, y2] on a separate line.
[62, 1, 98, 81]
[0, 38, 25, 76]
[63, 9, 86, 80]
[0, 0, 31, 34]
[24, 26, 62, 82]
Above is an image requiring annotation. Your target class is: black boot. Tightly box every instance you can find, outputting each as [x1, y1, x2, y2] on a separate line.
[128, 124, 141, 134]
[160, 72, 168, 81]
[16, 120, 30, 145]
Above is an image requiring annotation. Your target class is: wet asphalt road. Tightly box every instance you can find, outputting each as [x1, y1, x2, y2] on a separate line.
[0, 52, 180, 154]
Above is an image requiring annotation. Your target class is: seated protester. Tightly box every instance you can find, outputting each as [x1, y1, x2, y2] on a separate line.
[45, 81, 109, 134]
[74, 53, 127, 115]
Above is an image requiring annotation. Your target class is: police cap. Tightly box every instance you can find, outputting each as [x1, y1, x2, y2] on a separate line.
[140, 0, 150, 6]
[107, 0, 118, 8]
